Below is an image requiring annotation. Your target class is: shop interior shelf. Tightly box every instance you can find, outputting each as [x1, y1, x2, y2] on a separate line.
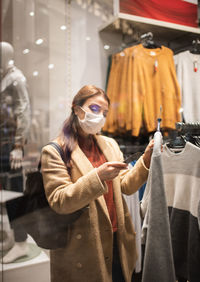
[99, 13, 200, 52]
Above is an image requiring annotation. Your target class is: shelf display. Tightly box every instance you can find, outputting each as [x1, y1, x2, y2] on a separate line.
[174, 48, 200, 123]
[119, 0, 198, 28]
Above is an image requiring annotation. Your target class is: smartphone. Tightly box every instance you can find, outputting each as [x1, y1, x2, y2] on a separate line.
[124, 152, 143, 164]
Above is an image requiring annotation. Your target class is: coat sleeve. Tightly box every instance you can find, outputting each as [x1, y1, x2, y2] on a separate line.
[120, 157, 149, 195]
[41, 145, 108, 214]
[108, 137, 149, 195]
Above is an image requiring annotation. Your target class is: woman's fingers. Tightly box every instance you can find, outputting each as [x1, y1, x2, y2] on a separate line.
[107, 161, 128, 169]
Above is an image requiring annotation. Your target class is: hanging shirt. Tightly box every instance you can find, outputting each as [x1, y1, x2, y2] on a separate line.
[79, 138, 118, 232]
[141, 141, 200, 281]
[123, 189, 142, 273]
[174, 51, 200, 122]
[104, 44, 181, 136]
[131, 44, 181, 135]
[162, 142, 200, 281]
[141, 131, 176, 282]
[103, 49, 132, 134]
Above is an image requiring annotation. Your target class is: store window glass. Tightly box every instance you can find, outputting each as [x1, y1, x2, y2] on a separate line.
[0, 0, 114, 281]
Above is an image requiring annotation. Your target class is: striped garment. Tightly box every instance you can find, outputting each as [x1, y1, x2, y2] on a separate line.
[141, 131, 176, 282]
[162, 141, 200, 281]
[141, 141, 200, 281]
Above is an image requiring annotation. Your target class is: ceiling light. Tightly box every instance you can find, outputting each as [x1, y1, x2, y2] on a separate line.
[8, 60, 14, 66]
[48, 64, 54, 69]
[23, 49, 30, 54]
[86, 36, 91, 41]
[60, 25, 67, 30]
[29, 11, 34, 16]
[33, 71, 39, 76]
[35, 38, 43, 45]
[104, 45, 110, 50]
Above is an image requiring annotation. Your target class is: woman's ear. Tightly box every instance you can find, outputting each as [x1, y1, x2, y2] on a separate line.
[73, 105, 79, 115]
[74, 105, 85, 120]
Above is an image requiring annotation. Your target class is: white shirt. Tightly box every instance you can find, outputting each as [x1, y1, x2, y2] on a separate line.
[174, 51, 200, 122]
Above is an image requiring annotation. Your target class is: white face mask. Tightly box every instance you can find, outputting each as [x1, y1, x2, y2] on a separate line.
[78, 107, 106, 135]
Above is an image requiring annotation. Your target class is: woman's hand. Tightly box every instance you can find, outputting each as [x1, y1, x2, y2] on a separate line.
[97, 161, 128, 182]
[143, 139, 154, 169]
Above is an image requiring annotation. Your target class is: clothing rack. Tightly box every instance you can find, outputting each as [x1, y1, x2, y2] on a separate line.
[176, 122, 200, 135]
[175, 122, 200, 147]
[174, 38, 200, 55]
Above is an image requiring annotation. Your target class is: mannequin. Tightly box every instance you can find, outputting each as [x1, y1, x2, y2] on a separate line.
[0, 42, 31, 263]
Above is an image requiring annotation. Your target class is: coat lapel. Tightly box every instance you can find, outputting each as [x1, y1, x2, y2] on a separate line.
[71, 143, 94, 175]
[95, 135, 115, 162]
[71, 135, 124, 229]
[71, 140, 111, 224]
[71, 135, 115, 176]
[95, 135, 125, 230]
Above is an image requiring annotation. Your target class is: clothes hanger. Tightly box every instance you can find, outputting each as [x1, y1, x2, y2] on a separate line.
[185, 134, 200, 148]
[190, 39, 200, 54]
[167, 135, 186, 149]
[141, 32, 161, 49]
[166, 122, 186, 152]
[194, 136, 200, 147]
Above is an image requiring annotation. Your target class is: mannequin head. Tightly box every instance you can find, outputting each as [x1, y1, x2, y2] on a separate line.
[0, 42, 14, 75]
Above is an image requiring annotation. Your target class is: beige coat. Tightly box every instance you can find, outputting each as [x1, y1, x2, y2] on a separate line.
[41, 135, 148, 282]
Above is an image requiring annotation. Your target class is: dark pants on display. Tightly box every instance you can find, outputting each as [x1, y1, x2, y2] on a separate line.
[0, 143, 27, 242]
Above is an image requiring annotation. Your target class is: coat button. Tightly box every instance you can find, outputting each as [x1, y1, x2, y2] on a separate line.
[76, 234, 82, 239]
[76, 262, 82, 268]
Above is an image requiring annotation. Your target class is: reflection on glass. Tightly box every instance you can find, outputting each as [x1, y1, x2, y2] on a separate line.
[0, 41, 31, 263]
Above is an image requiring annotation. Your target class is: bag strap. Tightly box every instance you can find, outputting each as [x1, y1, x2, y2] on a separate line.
[48, 142, 65, 161]
[38, 142, 64, 170]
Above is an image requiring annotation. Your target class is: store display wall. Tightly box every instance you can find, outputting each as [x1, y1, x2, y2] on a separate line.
[0, 0, 114, 280]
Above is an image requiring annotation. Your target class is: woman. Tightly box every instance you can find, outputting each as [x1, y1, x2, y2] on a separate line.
[41, 85, 153, 282]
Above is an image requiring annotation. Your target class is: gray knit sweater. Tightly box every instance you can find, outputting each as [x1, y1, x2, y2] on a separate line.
[141, 131, 176, 282]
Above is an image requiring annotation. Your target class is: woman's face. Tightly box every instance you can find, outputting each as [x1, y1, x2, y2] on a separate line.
[75, 94, 109, 120]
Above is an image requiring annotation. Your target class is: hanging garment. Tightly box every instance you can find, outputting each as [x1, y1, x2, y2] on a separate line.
[104, 44, 181, 136]
[142, 141, 200, 281]
[131, 44, 181, 136]
[174, 51, 200, 122]
[141, 131, 176, 282]
[162, 142, 200, 282]
[123, 189, 142, 273]
[104, 48, 133, 134]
